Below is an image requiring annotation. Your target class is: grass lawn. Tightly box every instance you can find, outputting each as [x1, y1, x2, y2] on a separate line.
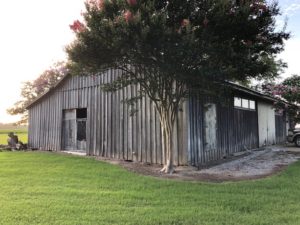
[0, 152, 300, 225]
[0, 128, 28, 145]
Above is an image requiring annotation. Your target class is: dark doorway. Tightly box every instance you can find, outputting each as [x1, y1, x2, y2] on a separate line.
[76, 108, 87, 150]
[62, 108, 87, 151]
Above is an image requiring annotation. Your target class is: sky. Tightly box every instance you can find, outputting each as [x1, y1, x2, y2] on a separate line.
[276, 0, 300, 79]
[0, 0, 299, 124]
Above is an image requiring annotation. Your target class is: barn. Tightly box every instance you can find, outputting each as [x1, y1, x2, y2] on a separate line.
[27, 69, 289, 167]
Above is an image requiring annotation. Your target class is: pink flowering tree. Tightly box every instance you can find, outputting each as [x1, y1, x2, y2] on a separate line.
[67, 0, 289, 173]
[7, 61, 69, 125]
[70, 20, 86, 33]
[262, 75, 300, 127]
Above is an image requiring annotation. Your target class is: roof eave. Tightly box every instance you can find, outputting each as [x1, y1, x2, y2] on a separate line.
[25, 73, 71, 109]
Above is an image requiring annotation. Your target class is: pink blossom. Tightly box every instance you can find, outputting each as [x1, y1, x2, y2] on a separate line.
[70, 20, 86, 33]
[98, 0, 105, 9]
[86, 0, 96, 7]
[86, 0, 105, 10]
[127, 0, 137, 6]
[181, 19, 190, 27]
[272, 91, 280, 96]
[124, 10, 133, 23]
[266, 84, 271, 89]
[292, 87, 298, 93]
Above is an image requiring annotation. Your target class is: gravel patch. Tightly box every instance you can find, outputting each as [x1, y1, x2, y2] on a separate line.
[67, 145, 300, 182]
[198, 146, 300, 178]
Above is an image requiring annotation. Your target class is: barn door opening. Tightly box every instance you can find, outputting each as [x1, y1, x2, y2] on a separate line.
[258, 102, 275, 146]
[204, 103, 217, 160]
[62, 108, 87, 151]
[62, 109, 76, 150]
[76, 108, 87, 151]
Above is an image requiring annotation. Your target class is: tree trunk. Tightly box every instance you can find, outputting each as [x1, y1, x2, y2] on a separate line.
[159, 109, 175, 174]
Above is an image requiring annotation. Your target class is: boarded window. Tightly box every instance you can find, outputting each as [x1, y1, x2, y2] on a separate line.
[63, 109, 76, 120]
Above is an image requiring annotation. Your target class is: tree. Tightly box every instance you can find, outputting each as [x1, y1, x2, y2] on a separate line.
[67, 0, 289, 173]
[7, 61, 68, 125]
[262, 75, 300, 128]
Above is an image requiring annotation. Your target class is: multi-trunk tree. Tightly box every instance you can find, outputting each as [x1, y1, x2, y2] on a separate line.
[7, 61, 68, 125]
[67, 0, 289, 173]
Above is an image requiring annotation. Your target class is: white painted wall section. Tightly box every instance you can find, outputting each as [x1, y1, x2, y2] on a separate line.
[204, 103, 217, 155]
[257, 101, 276, 147]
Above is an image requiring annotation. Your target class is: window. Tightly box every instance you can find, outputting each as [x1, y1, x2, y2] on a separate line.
[77, 108, 87, 119]
[234, 97, 241, 107]
[242, 99, 249, 108]
[234, 97, 256, 110]
[249, 100, 256, 110]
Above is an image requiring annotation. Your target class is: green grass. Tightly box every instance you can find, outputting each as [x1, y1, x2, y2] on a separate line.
[0, 152, 300, 225]
[0, 128, 28, 145]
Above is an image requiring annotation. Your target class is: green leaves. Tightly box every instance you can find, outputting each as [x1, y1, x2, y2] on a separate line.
[66, 0, 289, 126]
[68, 0, 289, 85]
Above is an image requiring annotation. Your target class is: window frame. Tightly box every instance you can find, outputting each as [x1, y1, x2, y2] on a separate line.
[234, 97, 242, 108]
[234, 96, 256, 111]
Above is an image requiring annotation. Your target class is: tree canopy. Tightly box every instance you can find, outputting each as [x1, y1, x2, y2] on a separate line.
[7, 61, 68, 125]
[262, 75, 300, 127]
[68, 0, 288, 82]
[67, 0, 289, 172]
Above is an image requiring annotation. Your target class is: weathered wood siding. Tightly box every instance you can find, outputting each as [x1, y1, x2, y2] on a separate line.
[28, 70, 188, 165]
[188, 96, 258, 167]
[28, 90, 63, 151]
[28, 71, 287, 167]
[257, 101, 276, 146]
[275, 113, 287, 144]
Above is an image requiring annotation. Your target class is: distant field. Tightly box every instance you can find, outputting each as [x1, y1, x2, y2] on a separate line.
[0, 128, 28, 145]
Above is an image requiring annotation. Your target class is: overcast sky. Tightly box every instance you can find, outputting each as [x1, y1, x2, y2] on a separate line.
[276, 0, 300, 79]
[0, 0, 299, 123]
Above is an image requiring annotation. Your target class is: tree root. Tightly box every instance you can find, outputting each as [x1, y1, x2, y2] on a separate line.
[160, 165, 174, 174]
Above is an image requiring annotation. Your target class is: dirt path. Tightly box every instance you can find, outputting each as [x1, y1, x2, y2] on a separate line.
[95, 145, 300, 182]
